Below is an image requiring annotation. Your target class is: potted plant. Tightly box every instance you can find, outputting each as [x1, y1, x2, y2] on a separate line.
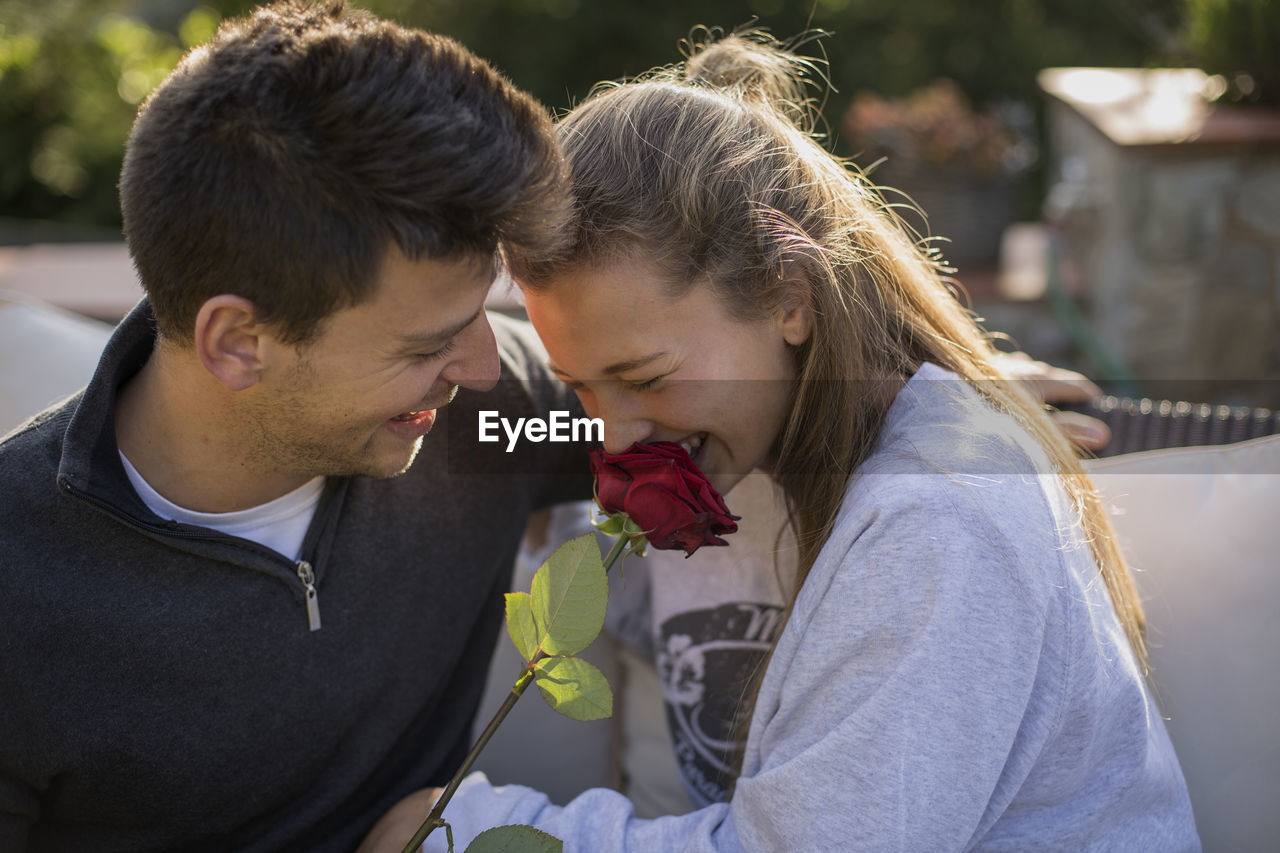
[841, 79, 1036, 269]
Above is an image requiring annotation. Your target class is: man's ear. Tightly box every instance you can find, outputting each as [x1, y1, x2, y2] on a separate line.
[776, 265, 814, 347]
[194, 295, 268, 391]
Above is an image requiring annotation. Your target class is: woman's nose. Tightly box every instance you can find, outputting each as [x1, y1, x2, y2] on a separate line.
[597, 394, 653, 454]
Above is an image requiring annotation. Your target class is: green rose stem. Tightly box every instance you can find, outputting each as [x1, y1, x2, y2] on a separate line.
[401, 532, 633, 853]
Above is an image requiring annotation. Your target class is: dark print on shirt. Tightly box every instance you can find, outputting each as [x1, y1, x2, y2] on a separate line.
[657, 601, 785, 805]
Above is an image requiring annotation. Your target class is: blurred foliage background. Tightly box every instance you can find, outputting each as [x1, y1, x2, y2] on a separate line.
[0, 0, 1270, 234]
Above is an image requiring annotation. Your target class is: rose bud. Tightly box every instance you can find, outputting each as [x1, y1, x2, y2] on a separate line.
[589, 441, 740, 557]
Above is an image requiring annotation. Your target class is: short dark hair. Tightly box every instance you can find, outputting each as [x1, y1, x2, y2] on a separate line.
[120, 0, 569, 345]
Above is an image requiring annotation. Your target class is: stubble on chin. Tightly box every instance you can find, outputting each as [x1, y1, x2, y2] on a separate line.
[242, 354, 451, 480]
[246, 414, 426, 481]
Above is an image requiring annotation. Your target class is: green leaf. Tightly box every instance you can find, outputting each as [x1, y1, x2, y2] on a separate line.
[530, 534, 608, 657]
[504, 591, 538, 663]
[533, 655, 613, 721]
[463, 824, 563, 853]
[592, 513, 627, 536]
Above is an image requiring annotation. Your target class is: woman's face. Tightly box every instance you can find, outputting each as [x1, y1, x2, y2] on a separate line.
[523, 255, 810, 496]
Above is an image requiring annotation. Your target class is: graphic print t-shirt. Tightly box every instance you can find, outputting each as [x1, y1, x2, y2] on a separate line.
[645, 472, 797, 806]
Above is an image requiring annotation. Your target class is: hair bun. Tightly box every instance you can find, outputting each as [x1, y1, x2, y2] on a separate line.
[682, 29, 812, 116]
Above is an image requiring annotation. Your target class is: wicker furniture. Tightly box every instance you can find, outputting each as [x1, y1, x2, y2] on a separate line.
[1062, 396, 1280, 457]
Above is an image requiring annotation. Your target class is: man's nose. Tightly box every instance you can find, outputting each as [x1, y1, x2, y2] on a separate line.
[443, 312, 500, 393]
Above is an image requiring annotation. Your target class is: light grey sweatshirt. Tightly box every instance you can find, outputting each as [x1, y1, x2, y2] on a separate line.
[428, 364, 1200, 852]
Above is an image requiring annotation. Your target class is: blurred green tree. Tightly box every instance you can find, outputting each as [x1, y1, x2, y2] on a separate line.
[0, 0, 222, 229]
[0, 0, 1183, 231]
[1185, 0, 1279, 103]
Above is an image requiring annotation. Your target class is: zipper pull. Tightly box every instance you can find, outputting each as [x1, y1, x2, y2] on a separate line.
[296, 560, 322, 632]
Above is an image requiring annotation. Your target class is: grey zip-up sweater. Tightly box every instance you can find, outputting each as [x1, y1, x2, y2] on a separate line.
[0, 302, 589, 852]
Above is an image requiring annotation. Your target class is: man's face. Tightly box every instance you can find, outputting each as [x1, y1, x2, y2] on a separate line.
[242, 247, 500, 481]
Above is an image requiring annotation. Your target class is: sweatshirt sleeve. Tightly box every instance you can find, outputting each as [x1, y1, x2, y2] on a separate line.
[424, 774, 738, 852]
[428, 471, 1072, 853]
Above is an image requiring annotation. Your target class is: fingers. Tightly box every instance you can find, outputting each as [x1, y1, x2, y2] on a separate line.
[357, 787, 442, 853]
[993, 352, 1102, 404]
[1048, 410, 1111, 451]
[1026, 368, 1103, 404]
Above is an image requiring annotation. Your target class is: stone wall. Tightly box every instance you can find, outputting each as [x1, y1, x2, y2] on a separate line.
[1042, 69, 1280, 407]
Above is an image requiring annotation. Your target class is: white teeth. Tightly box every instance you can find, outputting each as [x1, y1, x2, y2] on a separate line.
[679, 434, 705, 457]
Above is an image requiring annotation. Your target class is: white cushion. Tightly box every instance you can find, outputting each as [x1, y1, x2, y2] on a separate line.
[0, 296, 111, 435]
[1084, 435, 1280, 851]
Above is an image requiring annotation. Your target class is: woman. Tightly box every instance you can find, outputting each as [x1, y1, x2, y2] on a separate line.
[372, 32, 1198, 851]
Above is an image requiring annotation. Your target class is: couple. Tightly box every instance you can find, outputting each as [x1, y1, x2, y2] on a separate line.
[0, 3, 1197, 853]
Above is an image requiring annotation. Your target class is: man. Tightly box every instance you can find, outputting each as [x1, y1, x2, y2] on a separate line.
[0, 2, 586, 849]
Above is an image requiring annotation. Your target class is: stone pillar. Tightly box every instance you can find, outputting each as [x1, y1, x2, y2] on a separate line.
[1040, 68, 1280, 407]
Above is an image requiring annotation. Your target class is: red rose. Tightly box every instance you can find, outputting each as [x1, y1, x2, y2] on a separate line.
[589, 441, 739, 557]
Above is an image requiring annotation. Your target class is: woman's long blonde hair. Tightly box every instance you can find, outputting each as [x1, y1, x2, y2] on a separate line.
[512, 31, 1146, 706]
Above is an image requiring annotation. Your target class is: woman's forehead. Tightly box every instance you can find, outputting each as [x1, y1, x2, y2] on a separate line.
[524, 270, 673, 368]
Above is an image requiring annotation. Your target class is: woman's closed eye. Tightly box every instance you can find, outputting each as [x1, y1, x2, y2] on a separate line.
[626, 375, 663, 392]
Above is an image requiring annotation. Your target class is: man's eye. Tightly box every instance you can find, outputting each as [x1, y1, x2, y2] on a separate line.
[628, 377, 661, 392]
[416, 340, 456, 361]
